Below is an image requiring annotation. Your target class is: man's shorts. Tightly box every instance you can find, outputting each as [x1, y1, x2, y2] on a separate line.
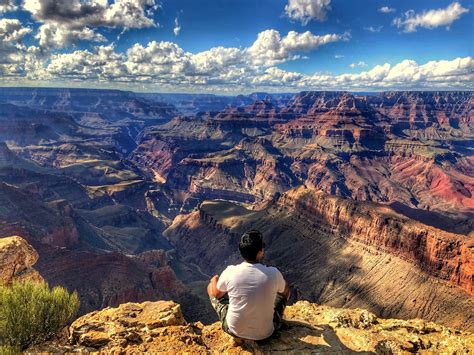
[209, 293, 287, 339]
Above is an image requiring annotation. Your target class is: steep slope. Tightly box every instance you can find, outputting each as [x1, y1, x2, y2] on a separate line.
[370, 91, 473, 129]
[1, 88, 473, 330]
[0, 145, 189, 315]
[34, 244, 187, 314]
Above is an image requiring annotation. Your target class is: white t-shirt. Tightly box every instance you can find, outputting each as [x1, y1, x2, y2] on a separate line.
[216, 261, 286, 340]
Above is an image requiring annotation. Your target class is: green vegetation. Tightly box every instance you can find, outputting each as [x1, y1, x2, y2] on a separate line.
[0, 346, 20, 355]
[0, 281, 79, 350]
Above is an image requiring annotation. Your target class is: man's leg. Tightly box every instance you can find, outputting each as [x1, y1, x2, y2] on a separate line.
[207, 281, 233, 335]
[273, 293, 287, 331]
[273, 285, 290, 332]
[209, 294, 232, 334]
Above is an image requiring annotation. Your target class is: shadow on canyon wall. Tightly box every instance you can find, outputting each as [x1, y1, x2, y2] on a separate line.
[389, 201, 474, 235]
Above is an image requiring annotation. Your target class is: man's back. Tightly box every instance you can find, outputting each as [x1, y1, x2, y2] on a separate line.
[217, 261, 286, 340]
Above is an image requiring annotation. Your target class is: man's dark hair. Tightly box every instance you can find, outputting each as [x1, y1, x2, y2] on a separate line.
[239, 229, 265, 262]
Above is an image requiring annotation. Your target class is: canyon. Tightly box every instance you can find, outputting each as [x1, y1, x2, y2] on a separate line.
[0, 88, 472, 332]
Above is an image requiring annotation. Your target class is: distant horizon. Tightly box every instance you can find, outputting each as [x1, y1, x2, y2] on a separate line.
[0, 85, 472, 97]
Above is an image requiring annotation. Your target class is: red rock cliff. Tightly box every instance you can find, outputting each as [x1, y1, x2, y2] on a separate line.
[277, 186, 473, 295]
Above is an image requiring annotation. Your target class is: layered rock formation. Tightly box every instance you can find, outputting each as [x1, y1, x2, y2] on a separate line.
[32, 300, 473, 353]
[3, 235, 469, 353]
[0, 141, 186, 315]
[132, 91, 473, 232]
[275, 93, 387, 153]
[371, 91, 473, 128]
[0, 236, 43, 284]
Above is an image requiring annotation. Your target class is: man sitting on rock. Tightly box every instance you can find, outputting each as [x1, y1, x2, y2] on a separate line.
[207, 229, 290, 341]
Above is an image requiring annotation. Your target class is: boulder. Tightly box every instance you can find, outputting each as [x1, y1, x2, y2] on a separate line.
[70, 301, 188, 349]
[0, 236, 43, 284]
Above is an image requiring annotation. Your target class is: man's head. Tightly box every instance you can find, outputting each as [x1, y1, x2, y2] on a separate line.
[239, 229, 265, 263]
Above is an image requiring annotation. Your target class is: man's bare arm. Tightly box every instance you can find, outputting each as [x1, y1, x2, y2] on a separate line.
[207, 275, 226, 299]
[278, 281, 290, 300]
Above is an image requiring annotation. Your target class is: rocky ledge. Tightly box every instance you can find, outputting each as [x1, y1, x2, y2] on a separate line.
[31, 300, 473, 354]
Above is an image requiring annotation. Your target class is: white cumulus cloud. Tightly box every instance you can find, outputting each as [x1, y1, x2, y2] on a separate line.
[305, 57, 473, 90]
[246, 29, 348, 65]
[393, 2, 469, 33]
[284, 0, 331, 25]
[27, 28, 347, 89]
[0, 19, 46, 79]
[252, 67, 303, 86]
[22, 0, 157, 28]
[2, 20, 472, 93]
[47, 44, 126, 81]
[379, 6, 395, 14]
[22, 0, 158, 49]
[0, 19, 30, 43]
[35, 23, 106, 49]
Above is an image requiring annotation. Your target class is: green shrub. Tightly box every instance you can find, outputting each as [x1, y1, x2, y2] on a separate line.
[0, 281, 79, 350]
[0, 346, 20, 355]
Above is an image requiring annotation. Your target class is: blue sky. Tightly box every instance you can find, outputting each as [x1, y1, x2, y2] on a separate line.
[145, 0, 472, 74]
[0, 0, 472, 93]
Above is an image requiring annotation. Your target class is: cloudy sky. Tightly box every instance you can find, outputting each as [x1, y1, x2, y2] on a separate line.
[0, 0, 472, 93]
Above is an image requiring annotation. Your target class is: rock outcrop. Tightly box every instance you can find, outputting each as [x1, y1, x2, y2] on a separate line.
[32, 300, 474, 353]
[0, 236, 43, 284]
[371, 91, 473, 128]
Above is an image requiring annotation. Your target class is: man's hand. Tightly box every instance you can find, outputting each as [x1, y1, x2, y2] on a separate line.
[278, 281, 290, 301]
[207, 274, 226, 299]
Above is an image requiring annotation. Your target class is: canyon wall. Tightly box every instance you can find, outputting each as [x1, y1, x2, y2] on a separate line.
[277, 186, 474, 295]
[0, 89, 473, 333]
